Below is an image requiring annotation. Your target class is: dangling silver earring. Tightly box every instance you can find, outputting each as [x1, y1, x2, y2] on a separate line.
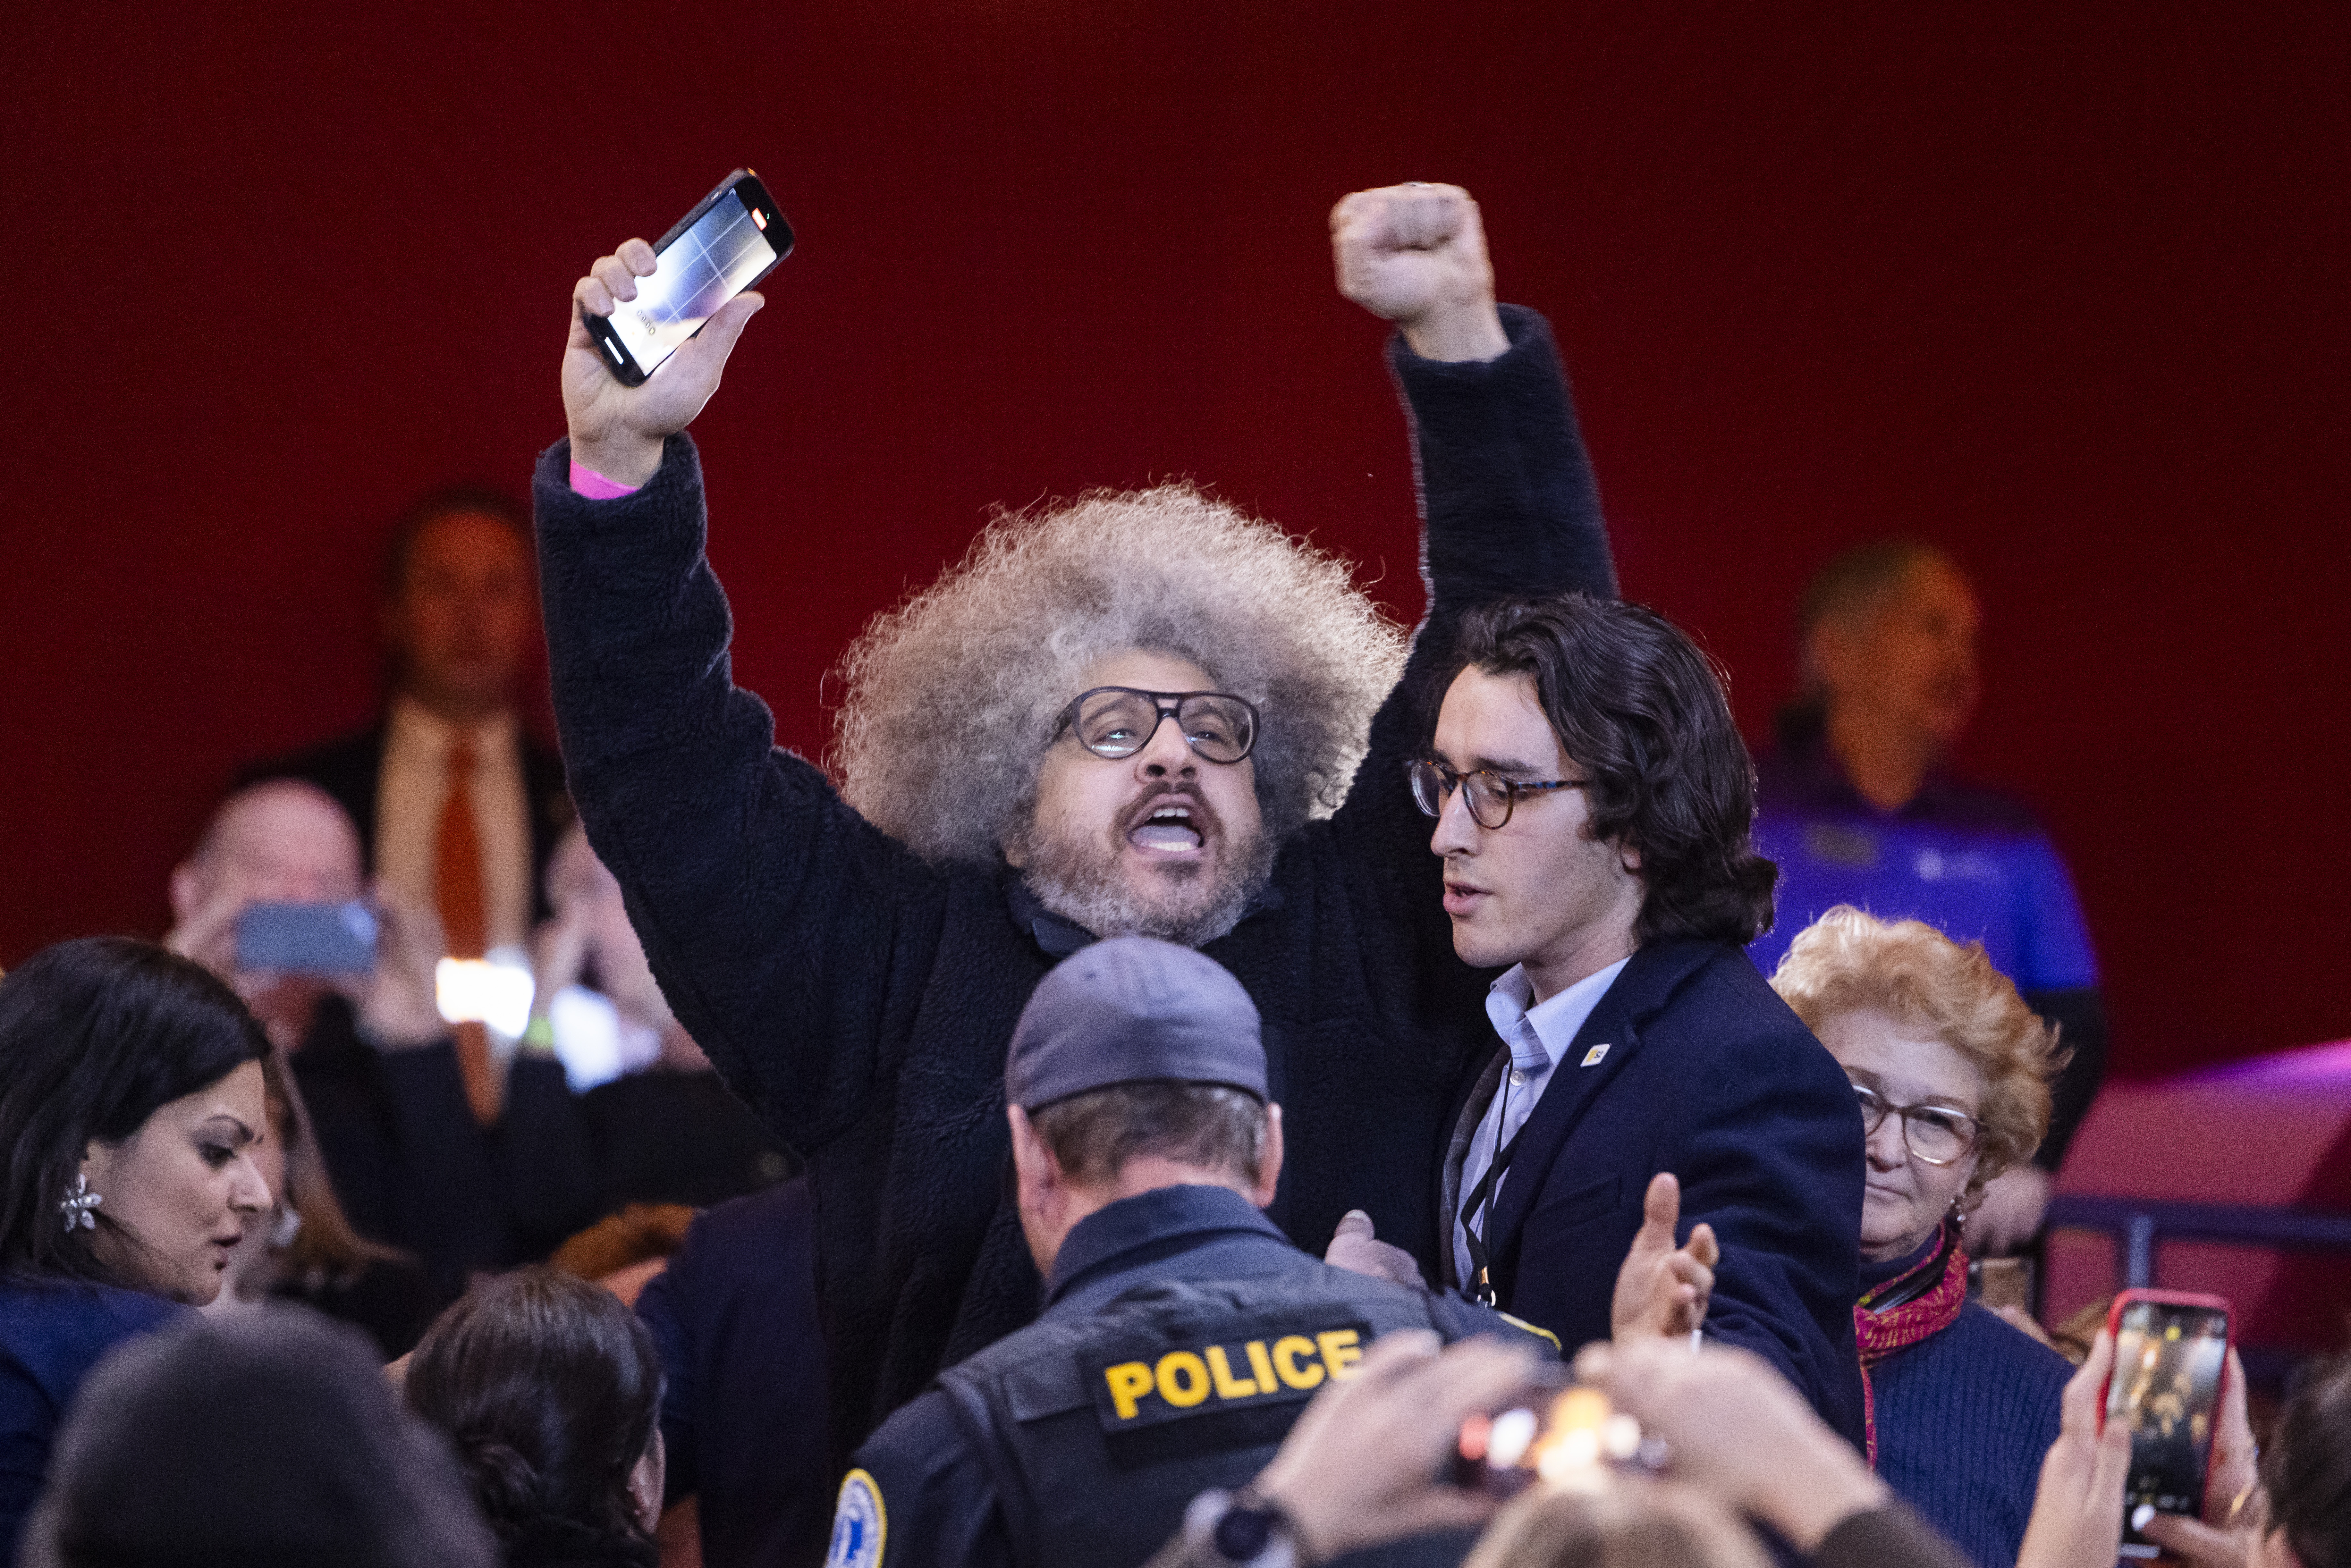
[59, 1174, 101, 1231]
[1948, 1196, 1968, 1232]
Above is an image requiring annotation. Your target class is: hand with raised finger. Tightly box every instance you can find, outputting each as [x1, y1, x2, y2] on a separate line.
[1324, 1209, 1427, 1288]
[1251, 1330, 1537, 1560]
[2016, 1329, 2134, 1568]
[1329, 183, 1509, 363]
[1611, 1172, 1720, 1342]
[562, 237, 766, 486]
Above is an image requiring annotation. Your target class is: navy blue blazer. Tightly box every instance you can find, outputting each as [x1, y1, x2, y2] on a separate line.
[0, 1279, 188, 1568]
[635, 1180, 833, 1568]
[1440, 940, 1868, 1449]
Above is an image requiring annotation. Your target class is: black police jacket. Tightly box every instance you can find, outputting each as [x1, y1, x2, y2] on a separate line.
[826, 1184, 1553, 1568]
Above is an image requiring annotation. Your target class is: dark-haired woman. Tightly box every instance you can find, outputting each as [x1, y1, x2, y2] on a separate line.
[405, 1265, 664, 1568]
[201, 1051, 439, 1359]
[0, 938, 272, 1567]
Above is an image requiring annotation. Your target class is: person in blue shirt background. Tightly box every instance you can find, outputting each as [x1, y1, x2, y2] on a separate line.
[1750, 542, 2106, 1255]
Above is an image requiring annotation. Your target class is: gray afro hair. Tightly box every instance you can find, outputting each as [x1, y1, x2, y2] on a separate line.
[832, 484, 1409, 865]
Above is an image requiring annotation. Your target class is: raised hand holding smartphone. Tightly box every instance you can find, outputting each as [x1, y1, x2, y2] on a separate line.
[2101, 1289, 2235, 1559]
[563, 170, 792, 486]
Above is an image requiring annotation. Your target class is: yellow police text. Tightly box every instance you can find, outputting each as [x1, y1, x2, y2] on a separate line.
[1102, 1330, 1365, 1421]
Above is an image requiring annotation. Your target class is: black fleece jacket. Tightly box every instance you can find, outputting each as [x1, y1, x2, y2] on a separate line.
[533, 308, 1615, 1459]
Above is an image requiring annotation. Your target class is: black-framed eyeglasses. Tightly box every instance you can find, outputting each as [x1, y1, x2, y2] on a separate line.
[1055, 687, 1261, 765]
[1851, 1082, 1981, 1167]
[1407, 759, 1585, 830]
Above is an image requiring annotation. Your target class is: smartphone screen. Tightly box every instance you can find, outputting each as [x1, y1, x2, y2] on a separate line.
[237, 901, 379, 975]
[1454, 1376, 1646, 1495]
[606, 181, 786, 379]
[2109, 1299, 2230, 1557]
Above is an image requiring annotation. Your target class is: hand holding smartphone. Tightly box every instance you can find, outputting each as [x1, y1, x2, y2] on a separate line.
[2102, 1289, 2234, 1559]
[582, 170, 793, 386]
[1453, 1370, 1653, 1496]
[563, 169, 794, 485]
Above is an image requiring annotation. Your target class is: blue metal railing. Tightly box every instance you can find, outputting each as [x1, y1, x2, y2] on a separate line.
[2042, 1193, 2351, 1293]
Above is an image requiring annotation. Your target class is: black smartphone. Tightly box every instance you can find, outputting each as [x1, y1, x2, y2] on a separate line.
[583, 169, 793, 387]
[1452, 1370, 1651, 1495]
[237, 901, 379, 975]
[2104, 1290, 2234, 1559]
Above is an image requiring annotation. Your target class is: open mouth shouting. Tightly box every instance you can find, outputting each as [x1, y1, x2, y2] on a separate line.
[1123, 791, 1217, 862]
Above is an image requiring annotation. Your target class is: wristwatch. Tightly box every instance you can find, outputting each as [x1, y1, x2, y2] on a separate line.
[1182, 1487, 1302, 1568]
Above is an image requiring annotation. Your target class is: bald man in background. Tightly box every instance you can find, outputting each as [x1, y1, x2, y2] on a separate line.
[241, 487, 573, 1122]
[168, 779, 595, 1296]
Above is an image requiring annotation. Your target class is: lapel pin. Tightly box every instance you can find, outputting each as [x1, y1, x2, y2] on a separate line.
[1581, 1043, 1611, 1067]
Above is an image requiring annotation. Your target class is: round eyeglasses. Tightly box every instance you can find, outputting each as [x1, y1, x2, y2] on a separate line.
[1851, 1082, 1980, 1166]
[1056, 687, 1261, 765]
[1407, 759, 1586, 830]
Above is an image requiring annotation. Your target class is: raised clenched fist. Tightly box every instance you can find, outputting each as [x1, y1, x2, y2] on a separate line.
[1330, 183, 1509, 362]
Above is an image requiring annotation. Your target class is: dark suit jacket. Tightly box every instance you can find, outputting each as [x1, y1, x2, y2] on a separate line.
[635, 1179, 833, 1568]
[1439, 940, 1868, 1449]
[292, 997, 601, 1298]
[240, 720, 572, 919]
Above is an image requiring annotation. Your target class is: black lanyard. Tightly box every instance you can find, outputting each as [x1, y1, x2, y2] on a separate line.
[1857, 1222, 1958, 1313]
[1458, 1073, 1528, 1308]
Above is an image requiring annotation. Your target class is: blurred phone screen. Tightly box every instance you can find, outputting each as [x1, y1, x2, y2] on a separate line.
[608, 187, 784, 378]
[2109, 1298, 2230, 1557]
[236, 901, 377, 975]
[1454, 1375, 1646, 1495]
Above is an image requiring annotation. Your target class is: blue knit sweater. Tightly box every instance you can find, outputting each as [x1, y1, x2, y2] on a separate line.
[1873, 1300, 2071, 1567]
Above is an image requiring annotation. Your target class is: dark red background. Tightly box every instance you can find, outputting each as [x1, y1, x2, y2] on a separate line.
[6, 5, 2345, 1079]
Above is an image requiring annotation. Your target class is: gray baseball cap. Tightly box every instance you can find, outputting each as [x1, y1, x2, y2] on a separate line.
[1005, 935, 1267, 1110]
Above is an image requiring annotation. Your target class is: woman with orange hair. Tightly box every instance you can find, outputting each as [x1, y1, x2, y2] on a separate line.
[1772, 906, 2075, 1568]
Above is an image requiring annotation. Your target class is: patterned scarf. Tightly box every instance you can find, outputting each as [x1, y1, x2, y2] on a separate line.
[1854, 1223, 1969, 1467]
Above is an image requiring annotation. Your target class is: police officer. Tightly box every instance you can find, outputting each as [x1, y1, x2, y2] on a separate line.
[822, 936, 1557, 1568]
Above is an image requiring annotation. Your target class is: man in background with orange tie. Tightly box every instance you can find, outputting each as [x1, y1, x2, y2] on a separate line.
[242, 486, 573, 1123]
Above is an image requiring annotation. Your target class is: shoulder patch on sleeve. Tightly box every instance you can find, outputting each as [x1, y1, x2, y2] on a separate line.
[826, 1467, 887, 1568]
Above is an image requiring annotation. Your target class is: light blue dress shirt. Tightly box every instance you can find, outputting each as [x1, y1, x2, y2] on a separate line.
[1453, 956, 1631, 1290]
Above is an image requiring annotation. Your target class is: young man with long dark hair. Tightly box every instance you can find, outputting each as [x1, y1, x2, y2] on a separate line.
[1413, 595, 1868, 1445]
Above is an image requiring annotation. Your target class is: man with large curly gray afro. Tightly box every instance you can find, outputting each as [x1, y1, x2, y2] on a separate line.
[833, 484, 1404, 945]
[534, 182, 1617, 1452]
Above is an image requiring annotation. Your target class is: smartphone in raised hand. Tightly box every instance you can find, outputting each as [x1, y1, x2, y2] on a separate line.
[2102, 1289, 2233, 1559]
[583, 169, 793, 387]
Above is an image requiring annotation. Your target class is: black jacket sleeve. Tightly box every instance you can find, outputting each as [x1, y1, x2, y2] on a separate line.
[1673, 1013, 1869, 1450]
[1326, 306, 1618, 897]
[534, 436, 948, 1156]
[847, 1392, 1016, 1568]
